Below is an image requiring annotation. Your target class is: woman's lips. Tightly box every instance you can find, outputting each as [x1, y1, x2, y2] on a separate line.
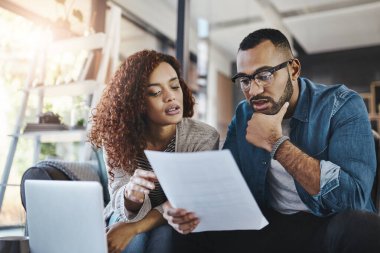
[165, 105, 181, 115]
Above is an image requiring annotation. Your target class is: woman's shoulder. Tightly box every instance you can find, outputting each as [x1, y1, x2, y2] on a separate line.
[178, 118, 218, 136]
[176, 118, 220, 152]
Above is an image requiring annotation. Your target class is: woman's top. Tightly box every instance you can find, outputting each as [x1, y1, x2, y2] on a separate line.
[135, 137, 175, 210]
[103, 118, 220, 222]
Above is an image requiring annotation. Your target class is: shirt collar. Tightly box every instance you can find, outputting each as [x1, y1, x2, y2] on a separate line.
[291, 77, 309, 122]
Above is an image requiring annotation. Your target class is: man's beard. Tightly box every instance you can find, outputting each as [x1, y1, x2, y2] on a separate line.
[249, 74, 293, 115]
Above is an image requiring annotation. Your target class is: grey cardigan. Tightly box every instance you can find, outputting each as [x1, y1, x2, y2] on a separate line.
[103, 118, 220, 222]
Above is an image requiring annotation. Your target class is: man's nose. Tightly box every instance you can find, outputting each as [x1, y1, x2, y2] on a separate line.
[248, 82, 264, 97]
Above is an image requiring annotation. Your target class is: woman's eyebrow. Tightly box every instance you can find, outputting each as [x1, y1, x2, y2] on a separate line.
[148, 77, 178, 87]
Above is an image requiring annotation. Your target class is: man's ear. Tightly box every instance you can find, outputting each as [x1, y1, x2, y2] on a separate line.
[290, 59, 301, 81]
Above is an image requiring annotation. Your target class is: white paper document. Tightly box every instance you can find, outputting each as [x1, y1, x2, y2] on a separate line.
[144, 150, 268, 232]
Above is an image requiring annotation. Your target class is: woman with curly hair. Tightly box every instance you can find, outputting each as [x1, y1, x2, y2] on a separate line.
[89, 49, 219, 253]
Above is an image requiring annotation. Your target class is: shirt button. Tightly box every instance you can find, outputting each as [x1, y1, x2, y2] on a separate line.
[262, 161, 267, 165]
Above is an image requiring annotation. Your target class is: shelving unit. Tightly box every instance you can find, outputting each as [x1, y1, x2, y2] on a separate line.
[0, 4, 122, 209]
[361, 81, 380, 132]
[18, 129, 87, 143]
[360, 80, 380, 212]
[27, 80, 100, 97]
[21, 30, 110, 163]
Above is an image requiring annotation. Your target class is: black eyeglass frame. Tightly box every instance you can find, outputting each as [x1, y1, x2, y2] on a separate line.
[231, 59, 294, 85]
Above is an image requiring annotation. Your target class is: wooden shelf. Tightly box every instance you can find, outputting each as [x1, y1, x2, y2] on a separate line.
[360, 92, 373, 114]
[16, 129, 88, 143]
[28, 80, 101, 97]
[49, 33, 106, 53]
[370, 81, 380, 114]
[360, 83, 380, 132]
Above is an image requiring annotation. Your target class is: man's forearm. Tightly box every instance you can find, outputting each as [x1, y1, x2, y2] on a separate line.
[274, 140, 321, 195]
[134, 209, 166, 234]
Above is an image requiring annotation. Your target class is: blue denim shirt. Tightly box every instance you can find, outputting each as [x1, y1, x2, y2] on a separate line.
[223, 77, 376, 217]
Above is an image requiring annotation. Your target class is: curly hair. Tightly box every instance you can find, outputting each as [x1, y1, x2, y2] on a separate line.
[89, 50, 195, 177]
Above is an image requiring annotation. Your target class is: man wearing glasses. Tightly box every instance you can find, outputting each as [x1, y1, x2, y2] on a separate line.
[164, 28, 380, 252]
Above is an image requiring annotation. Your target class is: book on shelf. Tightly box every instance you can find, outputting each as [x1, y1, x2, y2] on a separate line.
[23, 123, 69, 133]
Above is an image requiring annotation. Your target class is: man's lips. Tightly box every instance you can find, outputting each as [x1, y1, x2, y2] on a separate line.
[250, 98, 270, 111]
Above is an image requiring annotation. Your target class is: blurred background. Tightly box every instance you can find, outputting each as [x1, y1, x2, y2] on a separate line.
[1, 0, 380, 235]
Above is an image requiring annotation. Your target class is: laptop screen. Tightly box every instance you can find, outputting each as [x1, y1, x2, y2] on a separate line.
[25, 180, 107, 253]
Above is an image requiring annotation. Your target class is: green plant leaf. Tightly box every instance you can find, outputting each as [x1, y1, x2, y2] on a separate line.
[40, 143, 57, 158]
[72, 9, 83, 23]
[76, 118, 85, 127]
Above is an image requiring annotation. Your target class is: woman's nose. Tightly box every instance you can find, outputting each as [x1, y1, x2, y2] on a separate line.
[163, 89, 176, 102]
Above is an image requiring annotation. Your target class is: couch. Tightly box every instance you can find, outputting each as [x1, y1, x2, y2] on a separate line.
[20, 149, 110, 211]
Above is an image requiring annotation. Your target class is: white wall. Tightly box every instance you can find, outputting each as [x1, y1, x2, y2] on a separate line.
[113, 0, 198, 53]
[114, 0, 233, 127]
[206, 45, 232, 127]
[113, 0, 176, 40]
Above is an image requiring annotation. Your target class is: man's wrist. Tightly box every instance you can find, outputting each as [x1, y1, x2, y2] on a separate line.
[270, 136, 290, 159]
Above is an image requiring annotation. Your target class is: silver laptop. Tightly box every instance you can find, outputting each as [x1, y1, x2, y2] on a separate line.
[25, 180, 108, 253]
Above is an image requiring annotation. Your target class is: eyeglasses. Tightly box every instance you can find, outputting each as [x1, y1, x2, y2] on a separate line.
[231, 59, 293, 92]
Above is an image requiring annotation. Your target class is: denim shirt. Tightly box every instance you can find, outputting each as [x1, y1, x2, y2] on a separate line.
[223, 77, 376, 217]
